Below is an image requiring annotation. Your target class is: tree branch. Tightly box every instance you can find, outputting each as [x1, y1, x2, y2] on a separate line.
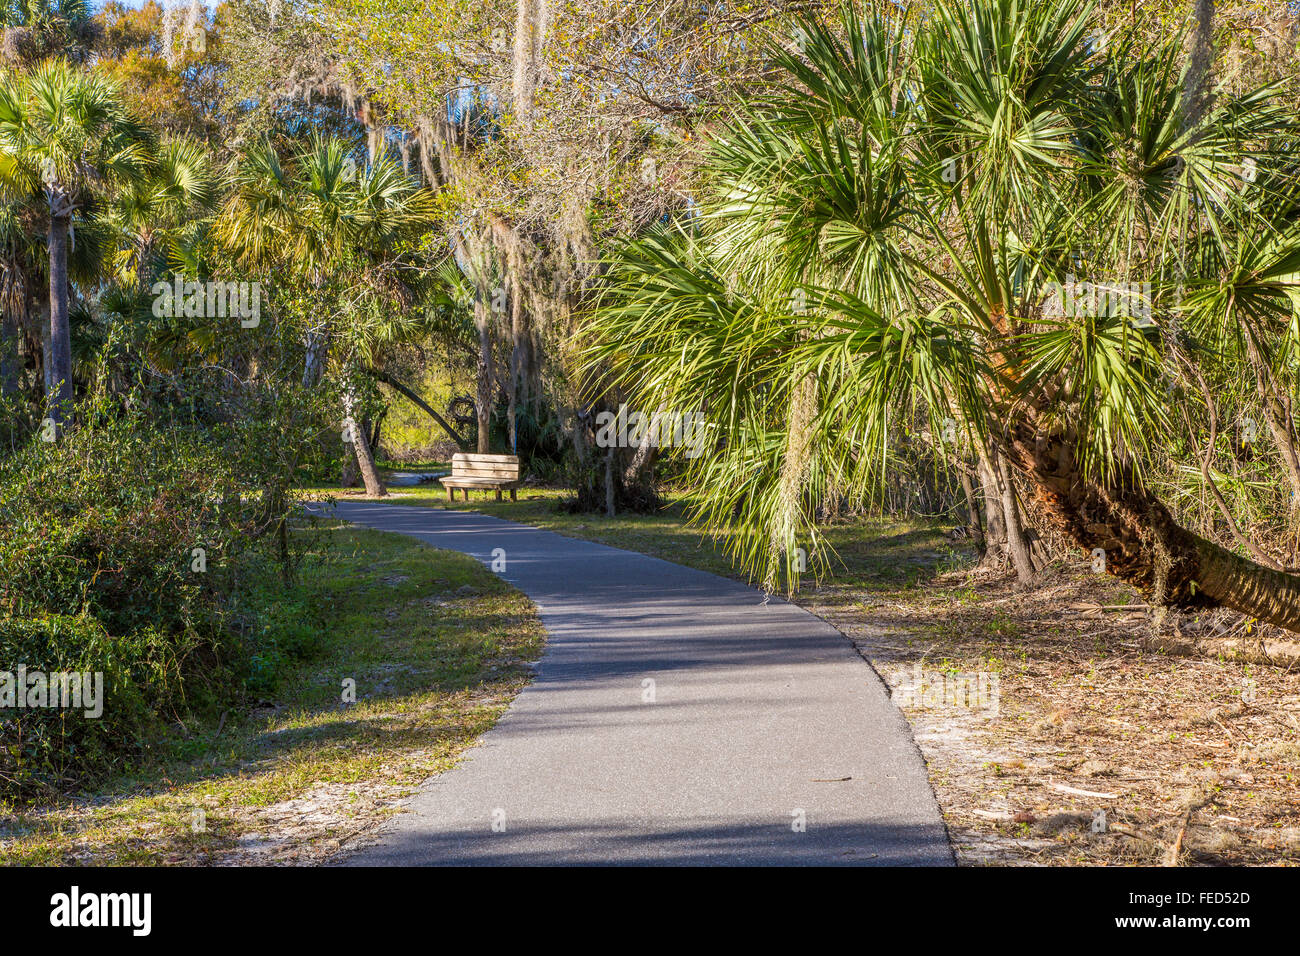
[363, 365, 469, 451]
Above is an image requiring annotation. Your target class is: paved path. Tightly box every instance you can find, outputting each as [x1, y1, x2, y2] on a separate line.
[320, 501, 951, 866]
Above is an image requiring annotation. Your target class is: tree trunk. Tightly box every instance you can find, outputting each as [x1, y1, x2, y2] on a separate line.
[368, 410, 386, 460]
[976, 447, 1007, 568]
[604, 444, 616, 518]
[47, 212, 72, 424]
[303, 331, 328, 388]
[349, 415, 387, 497]
[1006, 417, 1300, 632]
[474, 298, 494, 453]
[1182, 0, 1216, 127]
[622, 414, 658, 484]
[958, 459, 985, 551]
[341, 454, 359, 488]
[364, 366, 468, 449]
[507, 279, 521, 454]
[507, 370, 518, 454]
[993, 447, 1037, 585]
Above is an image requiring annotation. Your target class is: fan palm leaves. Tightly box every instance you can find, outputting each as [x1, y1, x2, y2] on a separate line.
[215, 132, 438, 494]
[585, 0, 1300, 630]
[104, 136, 216, 289]
[217, 134, 436, 283]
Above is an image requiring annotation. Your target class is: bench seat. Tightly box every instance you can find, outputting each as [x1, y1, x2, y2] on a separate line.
[439, 453, 522, 501]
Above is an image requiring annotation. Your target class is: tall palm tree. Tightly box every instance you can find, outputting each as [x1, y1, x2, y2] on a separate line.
[216, 134, 436, 495]
[585, 0, 1300, 632]
[0, 59, 150, 424]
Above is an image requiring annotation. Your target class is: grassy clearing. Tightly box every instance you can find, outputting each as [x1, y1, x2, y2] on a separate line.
[0, 522, 544, 865]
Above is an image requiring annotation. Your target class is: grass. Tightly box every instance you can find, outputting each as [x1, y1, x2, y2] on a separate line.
[0, 521, 544, 865]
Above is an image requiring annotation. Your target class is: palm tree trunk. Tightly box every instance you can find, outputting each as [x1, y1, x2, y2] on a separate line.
[976, 441, 1035, 580]
[47, 212, 72, 423]
[302, 331, 328, 387]
[363, 366, 468, 449]
[976, 449, 1007, 568]
[38, 303, 51, 396]
[1008, 421, 1300, 632]
[958, 459, 985, 550]
[367, 410, 385, 459]
[1182, 0, 1216, 127]
[604, 444, 616, 518]
[993, 447, 1037, 585]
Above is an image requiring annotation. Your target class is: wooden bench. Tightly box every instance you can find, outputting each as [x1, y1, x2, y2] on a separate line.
[439, 453, 521, 501]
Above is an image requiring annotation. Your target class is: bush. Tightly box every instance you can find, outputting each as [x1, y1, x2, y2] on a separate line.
[0, 406, 317, 800]
[0, 614, 163, 796]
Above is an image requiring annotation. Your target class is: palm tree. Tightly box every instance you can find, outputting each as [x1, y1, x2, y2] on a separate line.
[216, 134, 436, 495]
[104, 136, 214, 293]
[585, 0, 1300, 631]
[0, 59, 150, 425]
[1, 0, 91, 65]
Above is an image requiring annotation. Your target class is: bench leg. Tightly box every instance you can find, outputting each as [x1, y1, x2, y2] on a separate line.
[495, 489, 502, 502]
[510, 488, 517, 501]
[447, 486, 454, 501]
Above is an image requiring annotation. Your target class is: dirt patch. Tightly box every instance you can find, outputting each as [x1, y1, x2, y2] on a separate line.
[801, 563, 1300, 866]
[211, 781, 411, 865]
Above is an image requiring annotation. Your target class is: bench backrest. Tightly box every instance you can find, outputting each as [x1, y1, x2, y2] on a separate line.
[451, 453, 521, 481]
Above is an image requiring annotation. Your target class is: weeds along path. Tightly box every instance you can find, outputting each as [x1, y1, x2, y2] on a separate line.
[319, 501, 951, 866]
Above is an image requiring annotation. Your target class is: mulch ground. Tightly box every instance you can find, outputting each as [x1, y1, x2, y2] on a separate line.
[801, 562, 1300, 866]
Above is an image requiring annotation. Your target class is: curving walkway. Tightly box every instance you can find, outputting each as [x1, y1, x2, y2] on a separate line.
[319, 500, 952, 866]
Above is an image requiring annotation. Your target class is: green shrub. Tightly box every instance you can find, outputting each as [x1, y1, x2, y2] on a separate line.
[0, 407, 320, 801]
[0, 614, 162, 797]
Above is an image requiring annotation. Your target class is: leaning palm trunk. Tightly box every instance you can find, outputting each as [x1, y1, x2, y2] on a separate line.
[1006, 412, 1300, 631]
